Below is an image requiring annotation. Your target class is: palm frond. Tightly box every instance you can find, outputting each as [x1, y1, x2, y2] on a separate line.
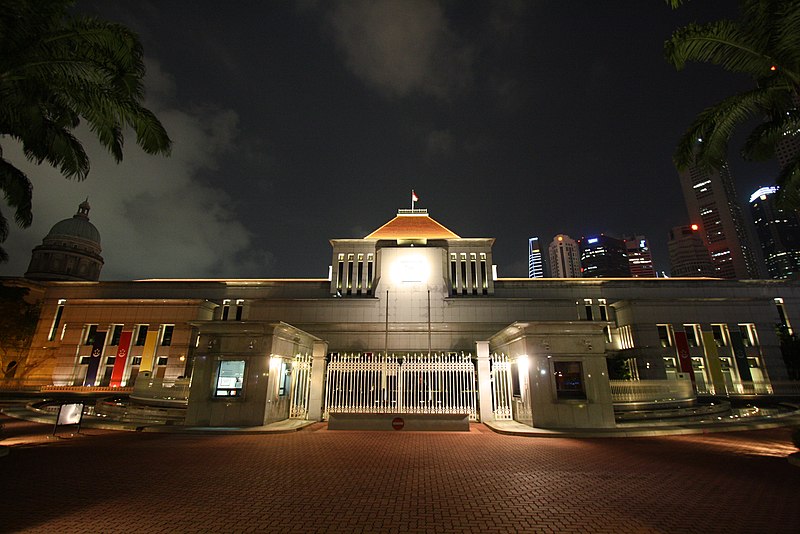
[665, 20, 778, 78]
[0, 154, 33, 229]
[742, 108, 800, 161]
[775, 156, 800, 210]
[673, 87, 781, 170]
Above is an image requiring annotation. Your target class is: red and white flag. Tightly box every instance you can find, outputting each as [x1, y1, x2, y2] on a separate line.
[412, 190, 419, 202]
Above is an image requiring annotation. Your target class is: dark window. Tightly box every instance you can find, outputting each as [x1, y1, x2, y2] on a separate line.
[161, 325, 174, 346]
[510, 361, 521, 397]
[135, 325, 148, 346]
[684, 326, 699, 347]
[105, 357, 116, 366]
[84, 325, 98, 345]
[222, 305, 229, 321]
[711, 325, 726, 347]
[79, 356, 91, 365]
[110, 325, 123, 346]
[553, 361, 586, 400]
[235, 302, 243, 321]
[157, 356, 169, 366]
[585, 305, 593, 321]
[480, 259, 488, 294]
[367, 260, 373, 294]
[599, 305, 608, 322]
[658, 325, 672, 347]
[48, 304, 65, 341]
[132, 357, 142, 366]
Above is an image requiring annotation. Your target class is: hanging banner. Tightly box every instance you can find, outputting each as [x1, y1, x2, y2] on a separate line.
[110, 331, 133, 387]
[729, 330, 753, 382]
[138, 330, 159, 372]
[83, 331, 107, 386]
[673, 331, 696, 387]
[701, 332, 727, 395]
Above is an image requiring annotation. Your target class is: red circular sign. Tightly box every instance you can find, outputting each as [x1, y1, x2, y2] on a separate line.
[391, 417, 405, 430]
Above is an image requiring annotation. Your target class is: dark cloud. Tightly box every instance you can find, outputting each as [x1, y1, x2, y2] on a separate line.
[327, 0, 473, 99]
[0, 60, 274, 280]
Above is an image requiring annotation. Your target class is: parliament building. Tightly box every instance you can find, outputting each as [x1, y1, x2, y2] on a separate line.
[7, 204, 800, 429]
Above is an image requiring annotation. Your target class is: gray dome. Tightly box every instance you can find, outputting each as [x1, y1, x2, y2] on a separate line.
[45, 201, 101, 244]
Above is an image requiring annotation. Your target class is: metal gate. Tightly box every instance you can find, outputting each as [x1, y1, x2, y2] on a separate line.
[491, 353, 513, 420]
[324, 352, 477, 421]
[289, 353, 313, 419]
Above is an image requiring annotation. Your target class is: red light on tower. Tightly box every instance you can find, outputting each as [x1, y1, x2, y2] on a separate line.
[770, 65, 777, 71]
[690, 224, 699, 231]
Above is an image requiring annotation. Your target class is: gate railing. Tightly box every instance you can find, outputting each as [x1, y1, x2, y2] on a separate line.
[324, 352, 477, 421]
[491, 354, 513, 420]
[289, 353, 313, 419]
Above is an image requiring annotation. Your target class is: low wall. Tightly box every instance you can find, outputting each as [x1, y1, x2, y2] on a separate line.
[328, 413, 470, 431]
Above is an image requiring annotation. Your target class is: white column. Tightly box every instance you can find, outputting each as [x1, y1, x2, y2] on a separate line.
[307, 340, 329, 421]
[475, 340, 494, 423]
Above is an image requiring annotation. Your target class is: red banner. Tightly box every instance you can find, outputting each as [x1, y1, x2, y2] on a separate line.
[673, 331, 696, 387]
[110, 331, 133, 387]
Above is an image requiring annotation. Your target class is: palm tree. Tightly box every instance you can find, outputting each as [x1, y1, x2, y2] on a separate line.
[0, 0, 171, 261]
[664, 0, 800, 207]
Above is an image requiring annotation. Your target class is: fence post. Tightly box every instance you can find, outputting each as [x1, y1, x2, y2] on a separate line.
[307, 341, 328, 421]
[475, 341, 494, 423]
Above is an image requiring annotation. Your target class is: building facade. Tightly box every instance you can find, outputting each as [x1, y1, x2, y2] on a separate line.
[548, 234, 581, 278]
[528, 237, 545, 278]
[750, 186, 800, 279]
[678, 161, 760, 279]
[624, 236, 656, 278]
[579, 235, 631, 278]
[668, 224, 716, 277]
[10, 209, 800, 430]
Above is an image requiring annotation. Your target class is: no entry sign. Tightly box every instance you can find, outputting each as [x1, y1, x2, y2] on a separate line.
[391, 417, 404, 430]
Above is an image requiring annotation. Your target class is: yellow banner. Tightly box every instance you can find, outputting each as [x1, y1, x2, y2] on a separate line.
[139, 330, 159, 372]
[702, 331, 726, 395]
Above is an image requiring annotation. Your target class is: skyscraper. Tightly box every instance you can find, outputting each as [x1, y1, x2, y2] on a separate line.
[667, 224, 715, 277]
[548, 234, 581, 278]
[678, 159, 760, 279]
[528, 237, 544, 278]
[749, 186, 800, 279]
[624, 236, 656, 277]
[579, 235, 631, 278]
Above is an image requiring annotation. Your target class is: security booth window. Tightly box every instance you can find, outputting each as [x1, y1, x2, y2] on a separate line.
[214, 360, 245, 398]
[553, 361, 586, 400]
[510, 361, 522, 397]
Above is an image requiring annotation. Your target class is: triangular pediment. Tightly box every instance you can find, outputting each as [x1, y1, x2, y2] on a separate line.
[365, 210, 460, 240]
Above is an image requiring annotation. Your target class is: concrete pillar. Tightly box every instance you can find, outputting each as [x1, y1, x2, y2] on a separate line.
[475, 341, 494, 423]
[307, 340, 329, 421]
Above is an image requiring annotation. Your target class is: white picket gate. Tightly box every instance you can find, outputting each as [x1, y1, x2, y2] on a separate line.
[324, 352, 477, 421]
[289, 353, 313, 419]
[491, 353, 513, 420]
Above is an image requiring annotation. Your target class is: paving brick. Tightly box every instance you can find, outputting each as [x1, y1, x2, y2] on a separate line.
[1, 416, 798, 533]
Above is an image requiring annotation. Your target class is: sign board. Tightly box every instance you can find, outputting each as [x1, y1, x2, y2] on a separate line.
[53, 403, 84, 435]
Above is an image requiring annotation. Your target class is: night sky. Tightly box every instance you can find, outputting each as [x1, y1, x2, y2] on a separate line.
[0, 1, 778, 280]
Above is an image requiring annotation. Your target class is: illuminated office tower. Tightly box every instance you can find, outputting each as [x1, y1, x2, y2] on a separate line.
[750, 186, 800, 279]
[678, 159, 760, 279]
[528, 237, 545, 278]
[668, 224, 715, 277]
[548, 234, 581, 278]
[579, 235, 631, 278]
[624, 236, 656, 277]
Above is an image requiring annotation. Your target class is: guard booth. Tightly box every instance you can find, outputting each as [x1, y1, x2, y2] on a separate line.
[185, 322, 318, 427]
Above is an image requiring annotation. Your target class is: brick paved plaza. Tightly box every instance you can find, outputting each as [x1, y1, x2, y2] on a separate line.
[1, 414, 799, 533]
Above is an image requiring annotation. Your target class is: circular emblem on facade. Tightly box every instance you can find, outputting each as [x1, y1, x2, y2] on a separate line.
[391, 417, 404, 431]
[92, 348, 101, 357]
[118, 349, 127, 358]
